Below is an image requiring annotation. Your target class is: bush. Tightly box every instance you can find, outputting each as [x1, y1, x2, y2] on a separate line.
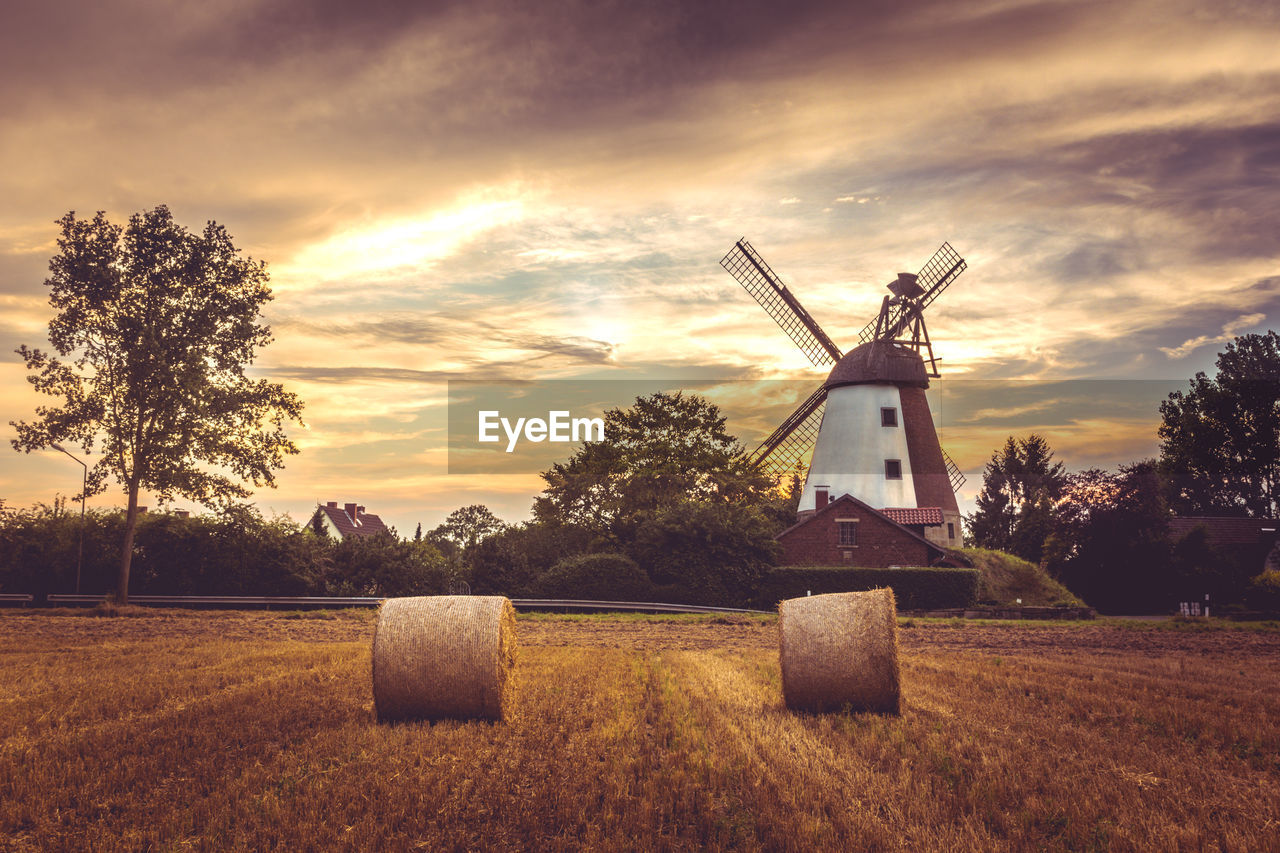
[535, 553, 654, 601]
[470, 522, 593, 597]
[326, 532, 449, 597]
[626, 500, 778, 608]
[1247, 569, 1280, 614]
[0, 503, 444, 599]
[0, 505, 125, 597]
[753, 566, 979, 611]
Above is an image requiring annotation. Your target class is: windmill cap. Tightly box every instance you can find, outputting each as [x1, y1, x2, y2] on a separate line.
[887, 272, 924, 299]
[825, 340, 929, 389]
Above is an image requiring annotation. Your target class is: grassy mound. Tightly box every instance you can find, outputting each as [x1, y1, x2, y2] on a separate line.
[959, 547, 1084, 607]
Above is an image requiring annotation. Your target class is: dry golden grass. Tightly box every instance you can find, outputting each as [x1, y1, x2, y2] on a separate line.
[1, 610, 1278, 851]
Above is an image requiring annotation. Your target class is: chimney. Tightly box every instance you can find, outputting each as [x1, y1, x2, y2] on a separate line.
[344, 502, 359, 523]
[327, 501, 338, 508]
[815, 486, 829, 510]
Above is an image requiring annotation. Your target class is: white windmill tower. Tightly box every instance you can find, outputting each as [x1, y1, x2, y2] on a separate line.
[721, 239, 967, 548]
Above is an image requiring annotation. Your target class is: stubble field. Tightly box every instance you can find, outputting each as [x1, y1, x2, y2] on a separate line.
[1, 609, 1278, 851]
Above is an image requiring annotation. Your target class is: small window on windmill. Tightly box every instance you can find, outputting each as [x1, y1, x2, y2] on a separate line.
[885, 459, 902, 480]
[838, 520, 858, 546]
[881, 407, 898, 427]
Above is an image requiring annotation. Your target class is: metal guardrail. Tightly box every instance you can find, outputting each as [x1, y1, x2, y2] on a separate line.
[0, 593, 34, 605]
[46, 594, 382, 608]
[36, 594, 770, 615]
[513, 599, 771, 615]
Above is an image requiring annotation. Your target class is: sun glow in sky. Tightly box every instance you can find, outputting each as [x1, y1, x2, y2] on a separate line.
[2, 0, 1279, 531]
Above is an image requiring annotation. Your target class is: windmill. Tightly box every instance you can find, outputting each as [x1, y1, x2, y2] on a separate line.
[721, 238, 967, 548]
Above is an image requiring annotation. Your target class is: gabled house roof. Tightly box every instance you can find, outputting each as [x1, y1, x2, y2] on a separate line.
[777, 492, 970, 567]
[1168, 516, 1280, 546]
[317, 501, 389, 539]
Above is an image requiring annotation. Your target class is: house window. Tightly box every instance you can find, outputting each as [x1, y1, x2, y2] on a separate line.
[885, 459, 902, 479]
[838, 521, 858, 546]
[947, 522, 955, 540]
[881, 407, 898, 427]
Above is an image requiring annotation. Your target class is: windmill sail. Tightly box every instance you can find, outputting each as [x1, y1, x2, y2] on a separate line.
[721, 239, 842, 367]
[857, 242, 966, 345]
[748, 384, 828, 478]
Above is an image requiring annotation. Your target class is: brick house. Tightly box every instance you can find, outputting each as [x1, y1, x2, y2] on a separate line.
[315, 501, 390, 539]
[776, 492, 967, 567]
[1168, 516, 1280, 572]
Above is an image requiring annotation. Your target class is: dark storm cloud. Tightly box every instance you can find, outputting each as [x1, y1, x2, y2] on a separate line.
[1036, 122, 1280, 262]
[0, 0, 445, 107]
[1, 0, 841, 110]
[0, 0, 1100, 139]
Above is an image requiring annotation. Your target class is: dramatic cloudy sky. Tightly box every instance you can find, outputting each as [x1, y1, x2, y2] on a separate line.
[2, 0, 1278, 531]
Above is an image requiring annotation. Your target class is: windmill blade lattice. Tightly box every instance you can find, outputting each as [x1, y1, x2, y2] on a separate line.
[748, 385, 828, 478]
[940, 447, 967, 491]
[721, 239, 842, 367]
[857, 242, 966, 344]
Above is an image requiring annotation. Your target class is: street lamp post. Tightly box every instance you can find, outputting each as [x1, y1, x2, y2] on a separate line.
[50, 443, 86, 595]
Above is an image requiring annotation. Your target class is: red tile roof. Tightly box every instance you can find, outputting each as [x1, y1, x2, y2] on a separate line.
[881, 507, 945, 526]
[319, 503, 390, 539]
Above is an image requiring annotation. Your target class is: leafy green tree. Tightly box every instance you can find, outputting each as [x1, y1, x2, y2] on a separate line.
[469, 521, 592, 597]
[9, 206, 303, 603]
[1159, 331, 1280, 516]
[427, 504, 507, 582]
[533, 391, 771, 540]
[429, 504, 506, 553]
[326, 532, 448, 597]
[534, 553, 654, 601]
[307, 507, 329, 538]
[627, 499, 779, 608]
[1046, 461, 1174, 612]
[965, 434, 1066, 562]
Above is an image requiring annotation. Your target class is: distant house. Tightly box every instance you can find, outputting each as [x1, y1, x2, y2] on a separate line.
[776, 492, 968, 568]
[1169, 516, 1280, 573]
[315, 501, 390, 539]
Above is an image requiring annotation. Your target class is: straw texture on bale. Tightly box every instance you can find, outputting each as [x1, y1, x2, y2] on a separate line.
[779, 588, 900, 714]
[372, 595, 517, 722]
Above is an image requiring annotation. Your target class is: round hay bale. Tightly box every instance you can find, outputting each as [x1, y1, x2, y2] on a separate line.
[779, 588, 900, 714]
[372, 595, 517, 723]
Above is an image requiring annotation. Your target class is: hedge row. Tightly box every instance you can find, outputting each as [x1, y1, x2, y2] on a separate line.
[752, 566, 980, 611]
[0, 508, 450, 599]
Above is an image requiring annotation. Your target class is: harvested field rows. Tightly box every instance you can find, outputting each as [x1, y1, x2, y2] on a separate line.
[1, 611, 1277, 851]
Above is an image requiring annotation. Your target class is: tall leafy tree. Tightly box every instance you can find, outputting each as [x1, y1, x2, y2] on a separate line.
[429, 504, 507, 553]
[10, 206, 303, 603]
[965, 434, 1067, 562]
[532, 391, 771, 538]
[1159, 331, 1280, 516]
[1046, 461, 1175, 612]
